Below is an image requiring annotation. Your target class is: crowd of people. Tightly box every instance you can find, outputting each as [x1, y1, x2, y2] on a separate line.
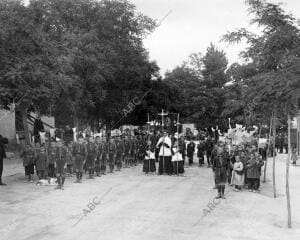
[1, 125, 297, 200]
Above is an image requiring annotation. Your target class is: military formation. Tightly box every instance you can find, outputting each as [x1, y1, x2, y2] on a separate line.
[21, 134, 148, 190]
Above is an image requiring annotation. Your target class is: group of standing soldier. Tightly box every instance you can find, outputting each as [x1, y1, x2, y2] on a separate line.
[21, 134, 149, 190]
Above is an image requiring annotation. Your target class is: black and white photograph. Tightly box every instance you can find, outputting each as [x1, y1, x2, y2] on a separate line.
[0, 0, 300, 239]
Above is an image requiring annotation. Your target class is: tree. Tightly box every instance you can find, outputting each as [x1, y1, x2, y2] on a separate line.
[222, 0, 300, 228]
[0, 0, 75, 143]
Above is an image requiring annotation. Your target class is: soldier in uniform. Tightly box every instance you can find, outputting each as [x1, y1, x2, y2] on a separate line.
[137, 135, 147, 164]
[130, 136, 136, 166]
[94, 136, 101, 177]
[115, 135, 124, 171]
[66, 141, 74, 176]
[35, 144, 48, 180]
[212, 143, 230, 199]
[86, 137, 97, 179]
[47, 141, 56, 178]
[73, 135, 87, 183]
[22, 143, 36, 183]
[100, 136, 108, 175]
[123, 135, 131, 168]
[108, 137, 117, 173]
[205, 136, 214, 167]
[197, 140, 206, 167]
[55, 140, 67, 189]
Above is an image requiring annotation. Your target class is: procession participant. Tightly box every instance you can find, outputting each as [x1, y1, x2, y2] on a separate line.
[231, 155, 244, 191]
[22, 143, 36, 183]
[66, 141, 74, 176]
[100, 136, 108, 175]
[0, 135, 8, 185]
[197, 140, 205, 167]
[86, 137, 97, 179]
[178, 135, 186, 168]
[143, 138, 156, 174]
[137, 136, 146, 164]
[124, 135, 131, 168]
[171, 140, 184, 175]
[239, 150, 248, 187]
[228, 146, 236, 184]
[55, 139, 67, 189]
[115, 135, 124, 171]
[94, 136, 101, 177]
[134, 136, 140, 165]
[129, 135, 136, 167]
[212, 142, 230, 199]
[211, 143, 218, 189]
[47, 141, 56, 178]
[205, 136, 214, 167]
[132, 136, 138, 166]
[291, 146, 297, 165]
[35, 144, 47, 180]
[156, 130, 172, 175]
[154, 131, 161, 163]
[186, 138, 196, 167]
[73, 135, 87, 183]
[246, 152, 264, 193]
[108, 136, 117, 173]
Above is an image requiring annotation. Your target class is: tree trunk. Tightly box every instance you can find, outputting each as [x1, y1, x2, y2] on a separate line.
[20, 107, 30, 145]
[286, 115, 292, 228]
[272, 112, 277, 198]
[264, 114, 273, 182]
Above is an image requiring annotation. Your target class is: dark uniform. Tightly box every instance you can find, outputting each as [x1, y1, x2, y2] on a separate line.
[55, 144, 67, 189]
[212, 149, 230, 198]
[137, 137, 147, 164]
[35, 147, 47, 180]
[108, 139, 117, 173]
[205, 138, 214, 167]
[187, 141, 196, 166]
[124, 137, 131, 168]
[47, 145, 56, 178]
[73, 141, 87, 182]
[22, 146, 35, 181]
[95, 141, 101, 176]
[86, 141, 97, 178]
[100, 139, 108, 174]
[130, 137, 136, 166]
[66, 144, 74, 176]
[115, 137, 124, 171]
[197, 141, 206, 167]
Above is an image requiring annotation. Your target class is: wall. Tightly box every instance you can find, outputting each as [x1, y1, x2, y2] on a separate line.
[0, 109, 15, 139]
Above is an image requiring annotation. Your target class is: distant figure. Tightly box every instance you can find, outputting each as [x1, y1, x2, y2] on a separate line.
[186, 138, 196, 166]
[0, 135, 8, 185]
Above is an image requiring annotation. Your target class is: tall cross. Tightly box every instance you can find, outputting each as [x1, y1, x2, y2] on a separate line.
[158, 109, 168, 130]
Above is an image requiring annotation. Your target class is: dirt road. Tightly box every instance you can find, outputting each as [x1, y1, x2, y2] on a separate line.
[0, 154, 299, 240]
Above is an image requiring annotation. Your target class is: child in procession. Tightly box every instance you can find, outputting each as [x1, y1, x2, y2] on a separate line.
[22, 143, 36, 183]
[143, 139, 156, 174]
[231, 155, 244, 191]
[35, 144, 48, 180]
[246, 152, 264, 193]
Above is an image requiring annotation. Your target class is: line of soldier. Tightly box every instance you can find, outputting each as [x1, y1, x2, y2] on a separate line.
[22, 134, 148, 190]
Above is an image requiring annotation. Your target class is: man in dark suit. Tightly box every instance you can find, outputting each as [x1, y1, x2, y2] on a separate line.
[0, 135, 8, 186]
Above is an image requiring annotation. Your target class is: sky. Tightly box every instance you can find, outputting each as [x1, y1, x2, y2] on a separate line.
[23, 0, 300, 75]
[130, 0, 300, 75]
